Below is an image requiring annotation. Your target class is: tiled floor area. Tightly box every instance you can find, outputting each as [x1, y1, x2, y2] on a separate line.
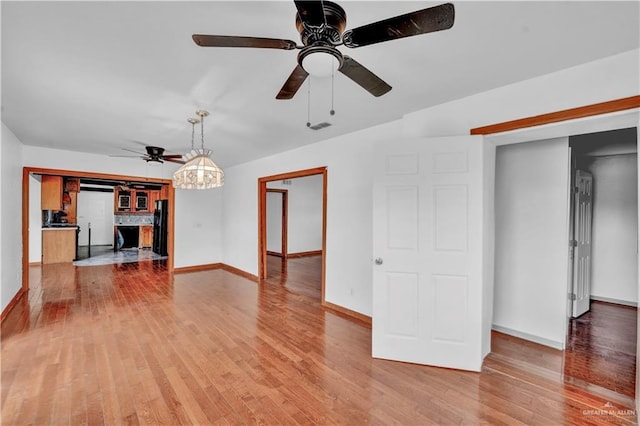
[73, 245, 167, 266]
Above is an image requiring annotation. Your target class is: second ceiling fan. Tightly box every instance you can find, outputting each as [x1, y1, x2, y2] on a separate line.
[192, 1, 455, 99]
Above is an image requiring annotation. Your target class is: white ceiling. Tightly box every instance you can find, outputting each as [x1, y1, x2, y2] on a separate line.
[2, 1, 638, 167]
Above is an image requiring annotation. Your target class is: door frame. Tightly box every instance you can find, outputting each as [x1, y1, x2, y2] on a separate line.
[21, 167, 176, 293]
[258, 167, 327, 301]
[265, 188, 288, 258]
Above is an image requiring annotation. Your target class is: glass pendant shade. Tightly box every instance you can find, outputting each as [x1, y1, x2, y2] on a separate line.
[172, 110, 224, 189]
[173, 148, 224, 189]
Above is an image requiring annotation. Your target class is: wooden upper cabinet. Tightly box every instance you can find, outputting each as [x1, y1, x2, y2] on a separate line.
[64, 192, 77, 223]
[149, 190, 159, 212]
[41, 175, 63, 210]
[135, 190, 149, 212]
[160, 185, 169, 200]
[64, 178, 80, 192]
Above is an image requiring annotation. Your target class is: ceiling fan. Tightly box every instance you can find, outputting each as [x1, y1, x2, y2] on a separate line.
[113, 146, 185, 164]
[192, 1, 455, 99]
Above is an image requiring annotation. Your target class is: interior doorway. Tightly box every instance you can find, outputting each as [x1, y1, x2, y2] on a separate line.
[258, 167, 327, 302]
[488, 113, 639, 402]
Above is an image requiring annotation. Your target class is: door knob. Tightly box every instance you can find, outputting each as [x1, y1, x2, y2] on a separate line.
[374, 257, 383, 265]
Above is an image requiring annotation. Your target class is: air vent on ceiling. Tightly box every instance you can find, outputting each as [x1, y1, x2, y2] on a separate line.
[309, 122, 332, 131]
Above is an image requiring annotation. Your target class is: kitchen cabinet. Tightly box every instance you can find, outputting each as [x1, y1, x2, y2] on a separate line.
[160, 185, 169, 199]
[149, 190, 159, 212]
[115, 188, 158, 213]
[139, 225, 153, 248]
[41, 176, 63, 210]
[63, 192, 78, 223]
[115, 189, 132, 212]
[135, 191, 149, 211]
[64, 178, 80, 192]
[42, 228, 77, 263]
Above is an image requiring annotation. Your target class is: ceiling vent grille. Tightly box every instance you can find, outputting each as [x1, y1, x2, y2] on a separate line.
[309, 122, 332, 130]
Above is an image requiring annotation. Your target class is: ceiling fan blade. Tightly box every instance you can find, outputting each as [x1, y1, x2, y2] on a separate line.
[294, 1, 326, 27]
[165, 158, 186, 165]
[338, 56, 391, 97]
[161, 154, 184, 159]
[192, 35, 297, 50]
[342, 3, 454, 48]
[121, 148, 147, 155]
[276, 65, 309, 99]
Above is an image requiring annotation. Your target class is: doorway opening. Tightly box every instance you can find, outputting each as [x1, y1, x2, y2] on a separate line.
[258, 167, 327, 303]
[22, 167, 175, 294]
[489, 114, 639, 404]
[565, 127, 638, 398]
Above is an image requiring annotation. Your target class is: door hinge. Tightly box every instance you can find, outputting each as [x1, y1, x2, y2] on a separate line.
[568, 293, 577, 301]
[570, 239, 578, 247]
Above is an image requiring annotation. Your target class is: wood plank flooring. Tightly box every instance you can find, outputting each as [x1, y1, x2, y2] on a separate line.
[1, 258, 637, 425]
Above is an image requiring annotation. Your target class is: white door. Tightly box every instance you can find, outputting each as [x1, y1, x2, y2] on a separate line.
[372, 136, 492, 372]
[571, 170, 593, 318]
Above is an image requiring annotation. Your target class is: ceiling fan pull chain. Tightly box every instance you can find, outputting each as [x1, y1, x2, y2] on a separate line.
[306, 78, 312, 127]
[330, 69, 335, 116]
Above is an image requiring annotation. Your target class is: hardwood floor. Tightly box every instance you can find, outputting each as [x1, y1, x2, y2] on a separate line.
[266, 254, 322, 300]
[565, 301, 637, 398]
[1, 260, 637, 425]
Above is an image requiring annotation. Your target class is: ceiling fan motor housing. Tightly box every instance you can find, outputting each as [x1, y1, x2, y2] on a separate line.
[295, 1, 346, 46]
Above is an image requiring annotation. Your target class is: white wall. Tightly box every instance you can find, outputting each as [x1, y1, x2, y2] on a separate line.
[222, 49, 638, 318]
[28, 174, 42, 263]
[586, 154, 638, 304]
[268, 175, 323, 254]
[1, 123, 24, 312]
[493, 138, 571, 348]
[173, 187, 223, 268]
[77, 191, 115, 246]
[223, 121, 393, 315]
[266, 191, 283, 253]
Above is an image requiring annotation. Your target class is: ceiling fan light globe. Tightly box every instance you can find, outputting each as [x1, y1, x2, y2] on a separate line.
[301, 51, 340, 78]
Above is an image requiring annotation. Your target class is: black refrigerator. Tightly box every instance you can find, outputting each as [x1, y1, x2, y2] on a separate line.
[153, 200, 169, 256]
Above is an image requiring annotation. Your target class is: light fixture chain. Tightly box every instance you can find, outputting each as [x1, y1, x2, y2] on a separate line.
[200, 114, 205, 149]
[306, 78, 311, 127]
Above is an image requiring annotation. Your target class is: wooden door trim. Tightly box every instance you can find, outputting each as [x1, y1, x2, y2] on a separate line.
[470, 95, 640, 135]
[21, 167, 176, 295]
[266, 188, 288, 258]
[258, 167, 327, 304]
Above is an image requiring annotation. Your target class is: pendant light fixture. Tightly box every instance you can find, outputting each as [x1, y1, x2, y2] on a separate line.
[172, 110, 224, 189]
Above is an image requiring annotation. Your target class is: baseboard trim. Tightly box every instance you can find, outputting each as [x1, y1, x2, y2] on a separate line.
[590, 296, 637, 308]
[28, 261, 41, 266]
[174, 262, 259, 282]
[1, 288, 26, 324]
[174, 263, 223, 273]
[492, 324, 564, 350]
[220, 264, 259, 282]
[266, 251, 285, 258]
[323, 301, 372, 328]
[288, 250, 322, 259]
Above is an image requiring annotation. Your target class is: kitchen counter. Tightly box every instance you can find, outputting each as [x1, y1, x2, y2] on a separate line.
[42, 226, 78, 263]
[42, 225, 79, 230]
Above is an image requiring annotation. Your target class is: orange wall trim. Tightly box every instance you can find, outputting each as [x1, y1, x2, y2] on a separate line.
[323, 301, 372, 328]
[1, 288, 25, 324]
[174, 263, 259, 283]
[221, 264, 259, 282]
[288, 250, 323, 259]
[174, 263, 223, 273]
[470, 95, 640, 135]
